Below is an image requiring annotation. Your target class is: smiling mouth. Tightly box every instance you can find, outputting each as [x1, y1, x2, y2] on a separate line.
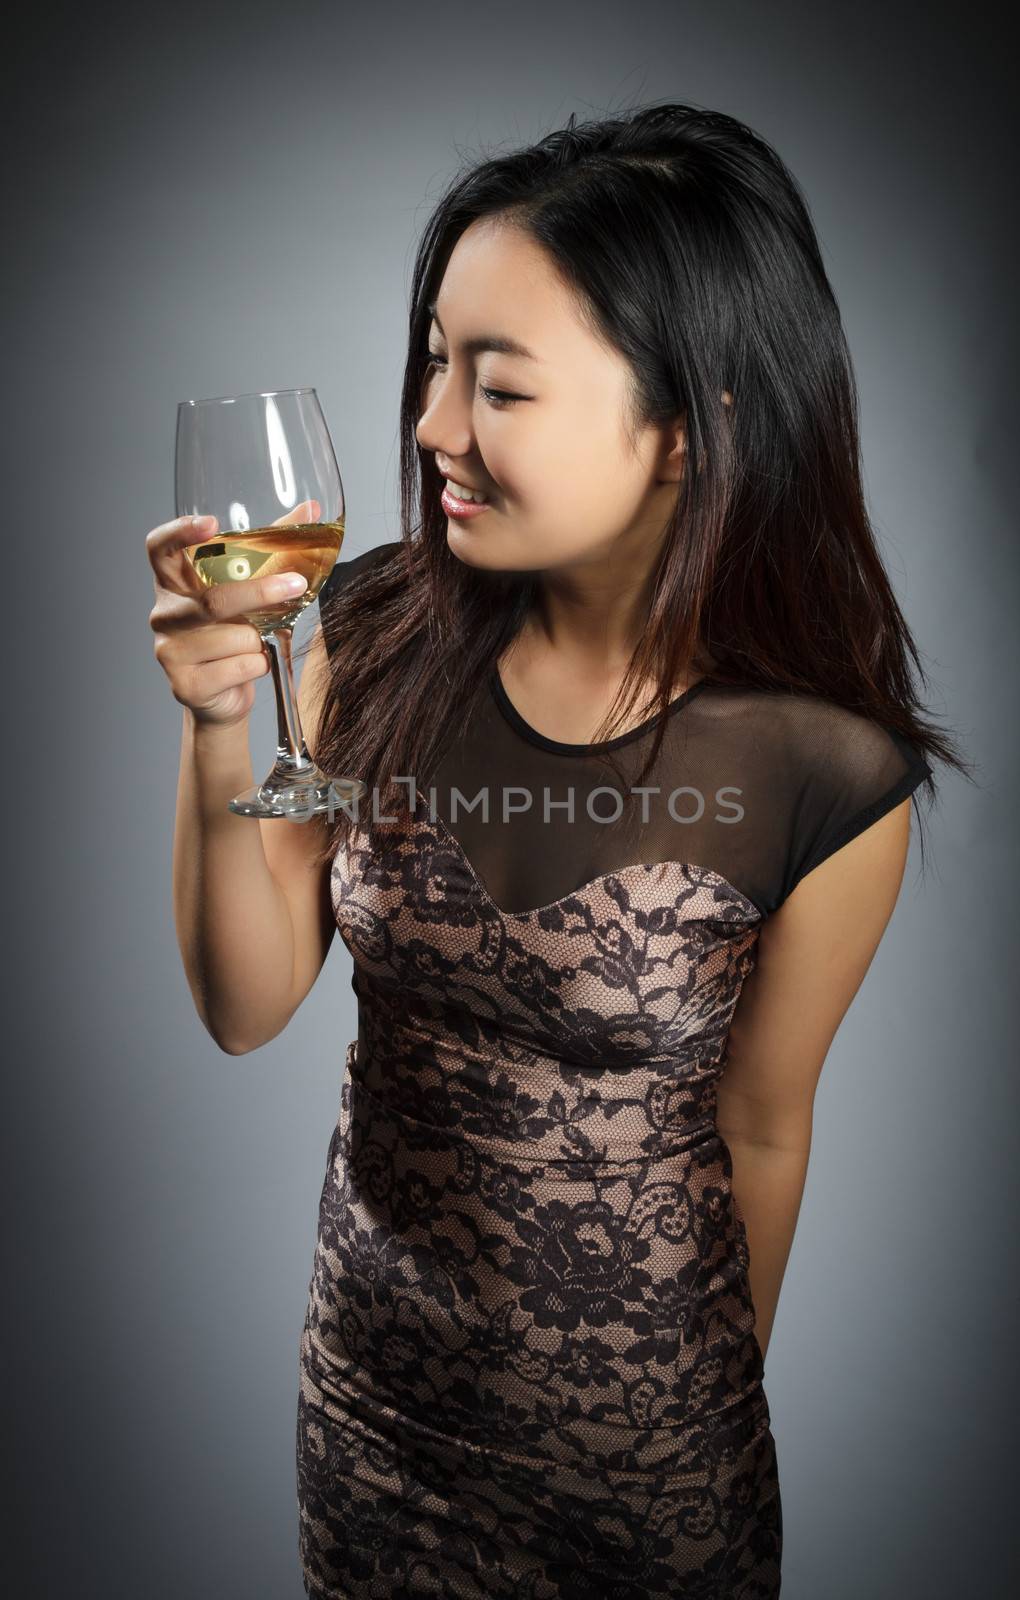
[443, 477, 490, 504]
[441, 484, 493, 518]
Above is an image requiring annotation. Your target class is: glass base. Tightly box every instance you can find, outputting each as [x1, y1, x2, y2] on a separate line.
[228, 770, 367, 820]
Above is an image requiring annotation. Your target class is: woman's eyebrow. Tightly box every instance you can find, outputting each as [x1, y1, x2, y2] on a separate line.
[427, 302, 543, 363]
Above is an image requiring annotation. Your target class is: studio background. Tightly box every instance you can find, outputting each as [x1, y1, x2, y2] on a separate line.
[4, 1, 1013, 1595]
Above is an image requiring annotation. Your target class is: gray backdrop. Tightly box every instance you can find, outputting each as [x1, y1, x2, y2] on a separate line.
[5, 0, 1015, 1594]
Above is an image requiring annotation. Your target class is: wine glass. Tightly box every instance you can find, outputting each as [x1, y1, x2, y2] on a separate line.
[175, 387, 366, 818]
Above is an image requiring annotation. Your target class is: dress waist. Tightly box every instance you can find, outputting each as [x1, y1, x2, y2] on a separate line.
[340, 1039, 721, 1172]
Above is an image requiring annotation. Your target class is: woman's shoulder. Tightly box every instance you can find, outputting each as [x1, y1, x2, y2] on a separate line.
[704, 684, 932, 909]
[701, 679, 929, 782]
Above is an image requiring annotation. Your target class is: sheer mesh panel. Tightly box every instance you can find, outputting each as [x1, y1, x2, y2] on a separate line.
[318, 541, 932, 919]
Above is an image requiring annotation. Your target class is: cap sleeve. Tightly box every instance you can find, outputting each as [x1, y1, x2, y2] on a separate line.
[779, 705, 932, 905]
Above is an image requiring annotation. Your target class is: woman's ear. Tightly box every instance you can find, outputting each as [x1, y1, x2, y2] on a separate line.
[660, 393, 731, 482]
[659, 418, 687, 483]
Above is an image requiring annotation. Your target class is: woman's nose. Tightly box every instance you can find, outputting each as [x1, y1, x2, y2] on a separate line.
[416, 375, 473, 458]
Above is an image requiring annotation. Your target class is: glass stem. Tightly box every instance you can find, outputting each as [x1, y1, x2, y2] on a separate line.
[262, 626, 315, 777]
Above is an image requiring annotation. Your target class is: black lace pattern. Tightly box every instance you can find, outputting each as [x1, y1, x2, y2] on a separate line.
[297, 799, 783, 1597]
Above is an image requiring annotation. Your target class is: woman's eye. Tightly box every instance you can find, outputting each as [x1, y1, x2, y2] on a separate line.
[424, 351, 521, 409]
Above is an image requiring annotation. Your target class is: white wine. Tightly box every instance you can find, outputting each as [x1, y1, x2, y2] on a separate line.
[185, 518, 345, 630]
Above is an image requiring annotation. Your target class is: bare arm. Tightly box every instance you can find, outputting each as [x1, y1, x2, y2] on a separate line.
[171, 625, 337, 1054]
[716, 795, 916, 1360]
[148, 503, 343, 1054]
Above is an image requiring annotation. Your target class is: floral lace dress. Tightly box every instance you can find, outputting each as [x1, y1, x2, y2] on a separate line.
[296, 543, 931, 1599]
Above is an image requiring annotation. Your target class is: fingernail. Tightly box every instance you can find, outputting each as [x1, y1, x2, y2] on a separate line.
[270, 572, 308, 596]
[191, 514, 215, 529]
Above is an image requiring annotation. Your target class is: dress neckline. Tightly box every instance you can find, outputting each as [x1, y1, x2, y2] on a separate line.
[488, 664, 711, 756]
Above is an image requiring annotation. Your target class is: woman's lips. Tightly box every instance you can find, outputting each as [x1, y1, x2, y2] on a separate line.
[441, 484, 492, 519]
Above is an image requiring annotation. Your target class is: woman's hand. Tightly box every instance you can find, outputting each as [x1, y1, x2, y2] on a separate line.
[147, 509, 312, 730]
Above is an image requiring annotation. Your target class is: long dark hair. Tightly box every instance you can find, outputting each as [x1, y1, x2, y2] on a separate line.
[306, 101, 969, 870]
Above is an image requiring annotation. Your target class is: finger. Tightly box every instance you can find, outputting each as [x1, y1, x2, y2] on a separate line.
[150, 559, 308, 633]
[152, 616, 266, 661]
[199, 566, 309, 621]
[148, 505, 321, 596]
[270, 497, 321, 528]
[174, 651, 271, 705]
[147, 513, 220, 594]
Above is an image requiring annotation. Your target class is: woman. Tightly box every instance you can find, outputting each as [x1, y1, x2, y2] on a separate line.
[151, 104, 964, 1597]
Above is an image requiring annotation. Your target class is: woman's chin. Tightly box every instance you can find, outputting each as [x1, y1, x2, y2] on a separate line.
[447, 524, 529, 572]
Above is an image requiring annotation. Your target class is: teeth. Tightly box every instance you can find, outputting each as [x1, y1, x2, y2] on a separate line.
[446, 480, 487, 503]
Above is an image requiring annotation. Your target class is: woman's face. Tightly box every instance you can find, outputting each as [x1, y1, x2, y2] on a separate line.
[415, 217, 685, 576]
